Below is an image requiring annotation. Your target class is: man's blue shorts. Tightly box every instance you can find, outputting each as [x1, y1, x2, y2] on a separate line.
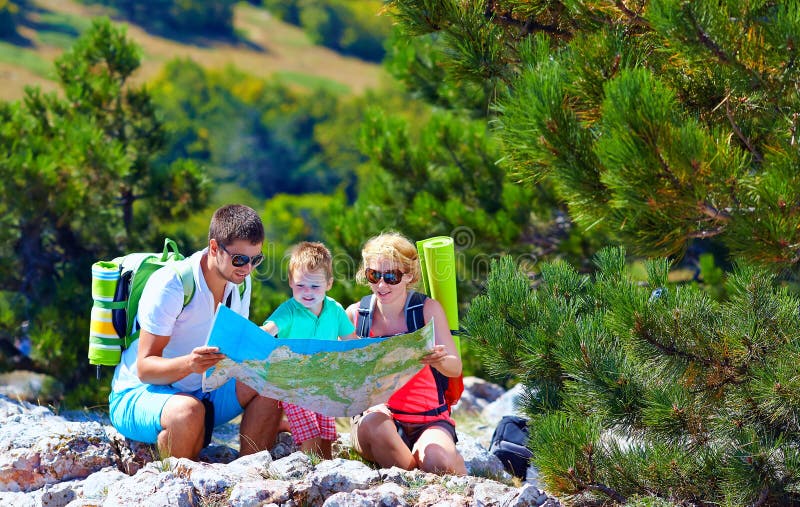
[108, 379, 242, 444]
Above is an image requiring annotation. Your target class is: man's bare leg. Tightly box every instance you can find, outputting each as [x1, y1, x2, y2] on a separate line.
[236, 381, 282, 456]
[159, 394, 205, 459]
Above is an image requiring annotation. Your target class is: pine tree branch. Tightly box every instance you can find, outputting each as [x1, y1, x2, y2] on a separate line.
[639, 325, 713, 366]
[686, 203, 731, 239]
[614, 0, 649, 27]
[725, 100, 763, 164]
[653, 148, 731, 240]
[584, 444, 629, 503]
[587, 483, 627, 503]
[687, 227, 725, 239]
[683, 6, 762, 88]
[743, 395, 794, 442]
[484, 0, 568, 37]
[699, 202, 732, 222]
[567, 467, 627, 504]
[654, 147, 682, 189]
[684, 7, 730, 64]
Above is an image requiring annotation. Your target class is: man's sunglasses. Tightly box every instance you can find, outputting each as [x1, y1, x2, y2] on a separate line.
[218, 242, 264, 268]
[365, 268, 404, 285]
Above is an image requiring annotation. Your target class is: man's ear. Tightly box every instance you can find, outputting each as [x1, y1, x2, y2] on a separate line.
[209, 238, 219, 255]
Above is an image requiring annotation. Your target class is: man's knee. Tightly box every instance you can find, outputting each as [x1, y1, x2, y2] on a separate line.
[245, 394, 281, 415]
[162, 395, 205, 429]
[157, 396, 207, 459]
[236, 380, 258, 403]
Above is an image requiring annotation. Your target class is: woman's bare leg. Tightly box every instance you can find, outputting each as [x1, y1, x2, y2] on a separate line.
[352, 407, 415, 470]
[413, 426, 466, 475]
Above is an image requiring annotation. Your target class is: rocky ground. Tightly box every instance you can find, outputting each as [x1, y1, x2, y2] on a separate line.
[0, 376, 561, 506]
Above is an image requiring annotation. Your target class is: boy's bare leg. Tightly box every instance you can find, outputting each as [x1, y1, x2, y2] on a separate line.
[300, 437, 333, 459]
[319, 438, 333, 459]
[278, 415, 291, 433]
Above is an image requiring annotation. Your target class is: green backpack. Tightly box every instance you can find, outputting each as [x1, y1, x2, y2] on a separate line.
[88, 238, 247, 368]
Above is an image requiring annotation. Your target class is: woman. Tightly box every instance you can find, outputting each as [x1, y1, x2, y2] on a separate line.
[346, 232, 466, 475]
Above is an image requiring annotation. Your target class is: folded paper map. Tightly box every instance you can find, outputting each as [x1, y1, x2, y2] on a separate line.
[202, 305, 435, 416]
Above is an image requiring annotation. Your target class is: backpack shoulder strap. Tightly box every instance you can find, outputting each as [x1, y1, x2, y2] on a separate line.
[404, 290, 428, 332]
[225, 276, 250, 308]
[170, 260, 196, 306]
[125, 259, 195, 348]
[356, 295, 374, 337]
[357, 292, 427, 337]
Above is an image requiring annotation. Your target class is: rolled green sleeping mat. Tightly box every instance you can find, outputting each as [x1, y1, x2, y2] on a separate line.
[417, 236, 460, 352]
[88, 261, 123, 366]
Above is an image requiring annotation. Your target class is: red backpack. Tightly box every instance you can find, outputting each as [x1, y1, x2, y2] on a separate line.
[444, 371, 464, 407]
[356, 291, 464, 409]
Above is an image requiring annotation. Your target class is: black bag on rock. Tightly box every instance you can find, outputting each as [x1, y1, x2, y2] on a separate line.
[489, 415, 533, 479]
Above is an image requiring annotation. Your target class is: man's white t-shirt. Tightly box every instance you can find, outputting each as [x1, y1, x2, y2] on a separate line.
[111, 248, 251, 393]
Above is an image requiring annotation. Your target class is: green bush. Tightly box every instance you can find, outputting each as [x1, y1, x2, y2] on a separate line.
[465, 250, 800, 505]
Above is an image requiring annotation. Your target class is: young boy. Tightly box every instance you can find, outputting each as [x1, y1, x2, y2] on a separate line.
[261, 241, 356, 459]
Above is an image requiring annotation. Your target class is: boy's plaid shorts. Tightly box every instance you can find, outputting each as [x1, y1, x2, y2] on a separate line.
[281, 401, 336, 444]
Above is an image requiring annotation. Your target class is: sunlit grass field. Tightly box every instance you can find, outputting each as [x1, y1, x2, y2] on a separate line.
[0, 0, 385, 101]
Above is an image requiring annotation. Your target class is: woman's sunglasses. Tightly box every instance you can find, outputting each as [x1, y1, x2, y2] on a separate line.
[365, 268, 404, 285]
[219, 242, 264, 268]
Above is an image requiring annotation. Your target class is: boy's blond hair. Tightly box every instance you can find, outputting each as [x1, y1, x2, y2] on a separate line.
[355, 232, 421, 288]
[288, 242, 333, 282]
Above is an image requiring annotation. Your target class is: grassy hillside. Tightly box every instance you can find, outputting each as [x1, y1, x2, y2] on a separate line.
[0, 0, 386, 101]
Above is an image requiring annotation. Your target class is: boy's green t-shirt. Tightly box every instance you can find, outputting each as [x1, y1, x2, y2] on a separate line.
[265, 296, 354, 340]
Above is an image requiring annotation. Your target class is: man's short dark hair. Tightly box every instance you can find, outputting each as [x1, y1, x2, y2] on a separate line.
[208, 204, 264, 246]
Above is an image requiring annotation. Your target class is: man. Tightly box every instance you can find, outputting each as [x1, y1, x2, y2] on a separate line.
[109, 204, 282, 459]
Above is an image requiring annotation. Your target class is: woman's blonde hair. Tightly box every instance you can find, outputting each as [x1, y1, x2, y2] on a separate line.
[355, 232, 421, 287]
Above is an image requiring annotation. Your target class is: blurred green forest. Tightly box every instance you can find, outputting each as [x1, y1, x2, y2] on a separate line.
[0, 0, 550, 407]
